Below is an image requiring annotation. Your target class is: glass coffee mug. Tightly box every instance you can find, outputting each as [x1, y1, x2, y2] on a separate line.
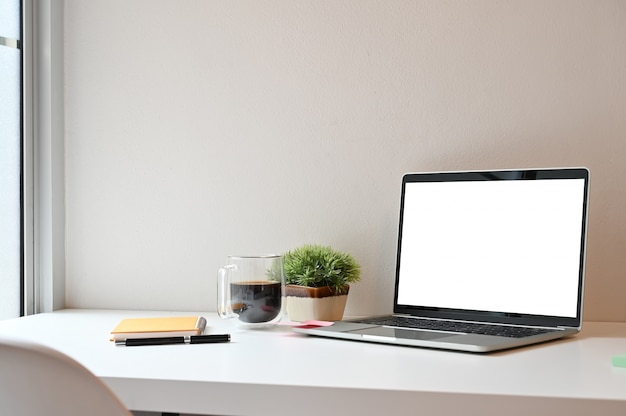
[217, 255, 285, 326]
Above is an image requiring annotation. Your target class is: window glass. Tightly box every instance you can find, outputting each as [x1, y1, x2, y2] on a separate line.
[0, 0, 22, 320]
[0, 0, 21, 39]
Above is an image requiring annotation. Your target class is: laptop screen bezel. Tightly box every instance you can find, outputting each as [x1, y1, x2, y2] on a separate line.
[392, 168, 589, 328]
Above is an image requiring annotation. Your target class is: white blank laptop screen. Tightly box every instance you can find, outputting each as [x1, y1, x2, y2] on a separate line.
[397, 178, 586, 318]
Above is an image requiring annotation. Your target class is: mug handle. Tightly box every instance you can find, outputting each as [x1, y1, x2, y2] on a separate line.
[217, 265, 237, 319]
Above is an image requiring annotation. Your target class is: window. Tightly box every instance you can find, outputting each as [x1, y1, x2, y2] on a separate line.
[0, 0, 23, 319]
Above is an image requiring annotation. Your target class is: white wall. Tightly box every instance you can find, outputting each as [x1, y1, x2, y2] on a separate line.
[63, 1, 626, 321]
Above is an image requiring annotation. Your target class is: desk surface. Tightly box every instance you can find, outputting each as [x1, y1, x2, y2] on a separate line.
[1, 309, 625, 415]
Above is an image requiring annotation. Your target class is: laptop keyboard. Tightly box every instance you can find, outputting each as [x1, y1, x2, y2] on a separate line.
[352, 316, 555, 338]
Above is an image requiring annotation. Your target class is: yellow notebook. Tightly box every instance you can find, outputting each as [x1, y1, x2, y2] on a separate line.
[110, 316, 207, 341]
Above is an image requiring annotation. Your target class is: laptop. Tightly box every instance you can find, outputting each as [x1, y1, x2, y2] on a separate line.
[294, 167, 590, 353]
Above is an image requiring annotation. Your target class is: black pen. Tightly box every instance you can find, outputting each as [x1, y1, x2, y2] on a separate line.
[116, 334, 231, 346]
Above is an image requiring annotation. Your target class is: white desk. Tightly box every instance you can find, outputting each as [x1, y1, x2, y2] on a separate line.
[0, 309, 625, 416]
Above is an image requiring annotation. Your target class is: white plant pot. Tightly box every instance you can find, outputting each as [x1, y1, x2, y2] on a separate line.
[285, 285, 349, 322]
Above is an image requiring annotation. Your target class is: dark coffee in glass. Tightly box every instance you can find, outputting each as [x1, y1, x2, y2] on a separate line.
[230, 281, 282, 323]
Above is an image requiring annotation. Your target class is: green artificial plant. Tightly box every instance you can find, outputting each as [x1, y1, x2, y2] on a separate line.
[283, 244, 361, 295]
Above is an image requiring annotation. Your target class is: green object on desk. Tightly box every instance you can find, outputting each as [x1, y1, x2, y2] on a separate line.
[612, 354, 626, 368]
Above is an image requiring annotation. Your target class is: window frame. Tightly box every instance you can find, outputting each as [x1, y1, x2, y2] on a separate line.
[22, 0, 66, 316]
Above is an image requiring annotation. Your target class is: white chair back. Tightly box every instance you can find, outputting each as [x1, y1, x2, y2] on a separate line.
[0, 336, 131, 416]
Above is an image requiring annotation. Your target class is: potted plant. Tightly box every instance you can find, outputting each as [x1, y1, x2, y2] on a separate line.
[283, 244, 361, 321]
